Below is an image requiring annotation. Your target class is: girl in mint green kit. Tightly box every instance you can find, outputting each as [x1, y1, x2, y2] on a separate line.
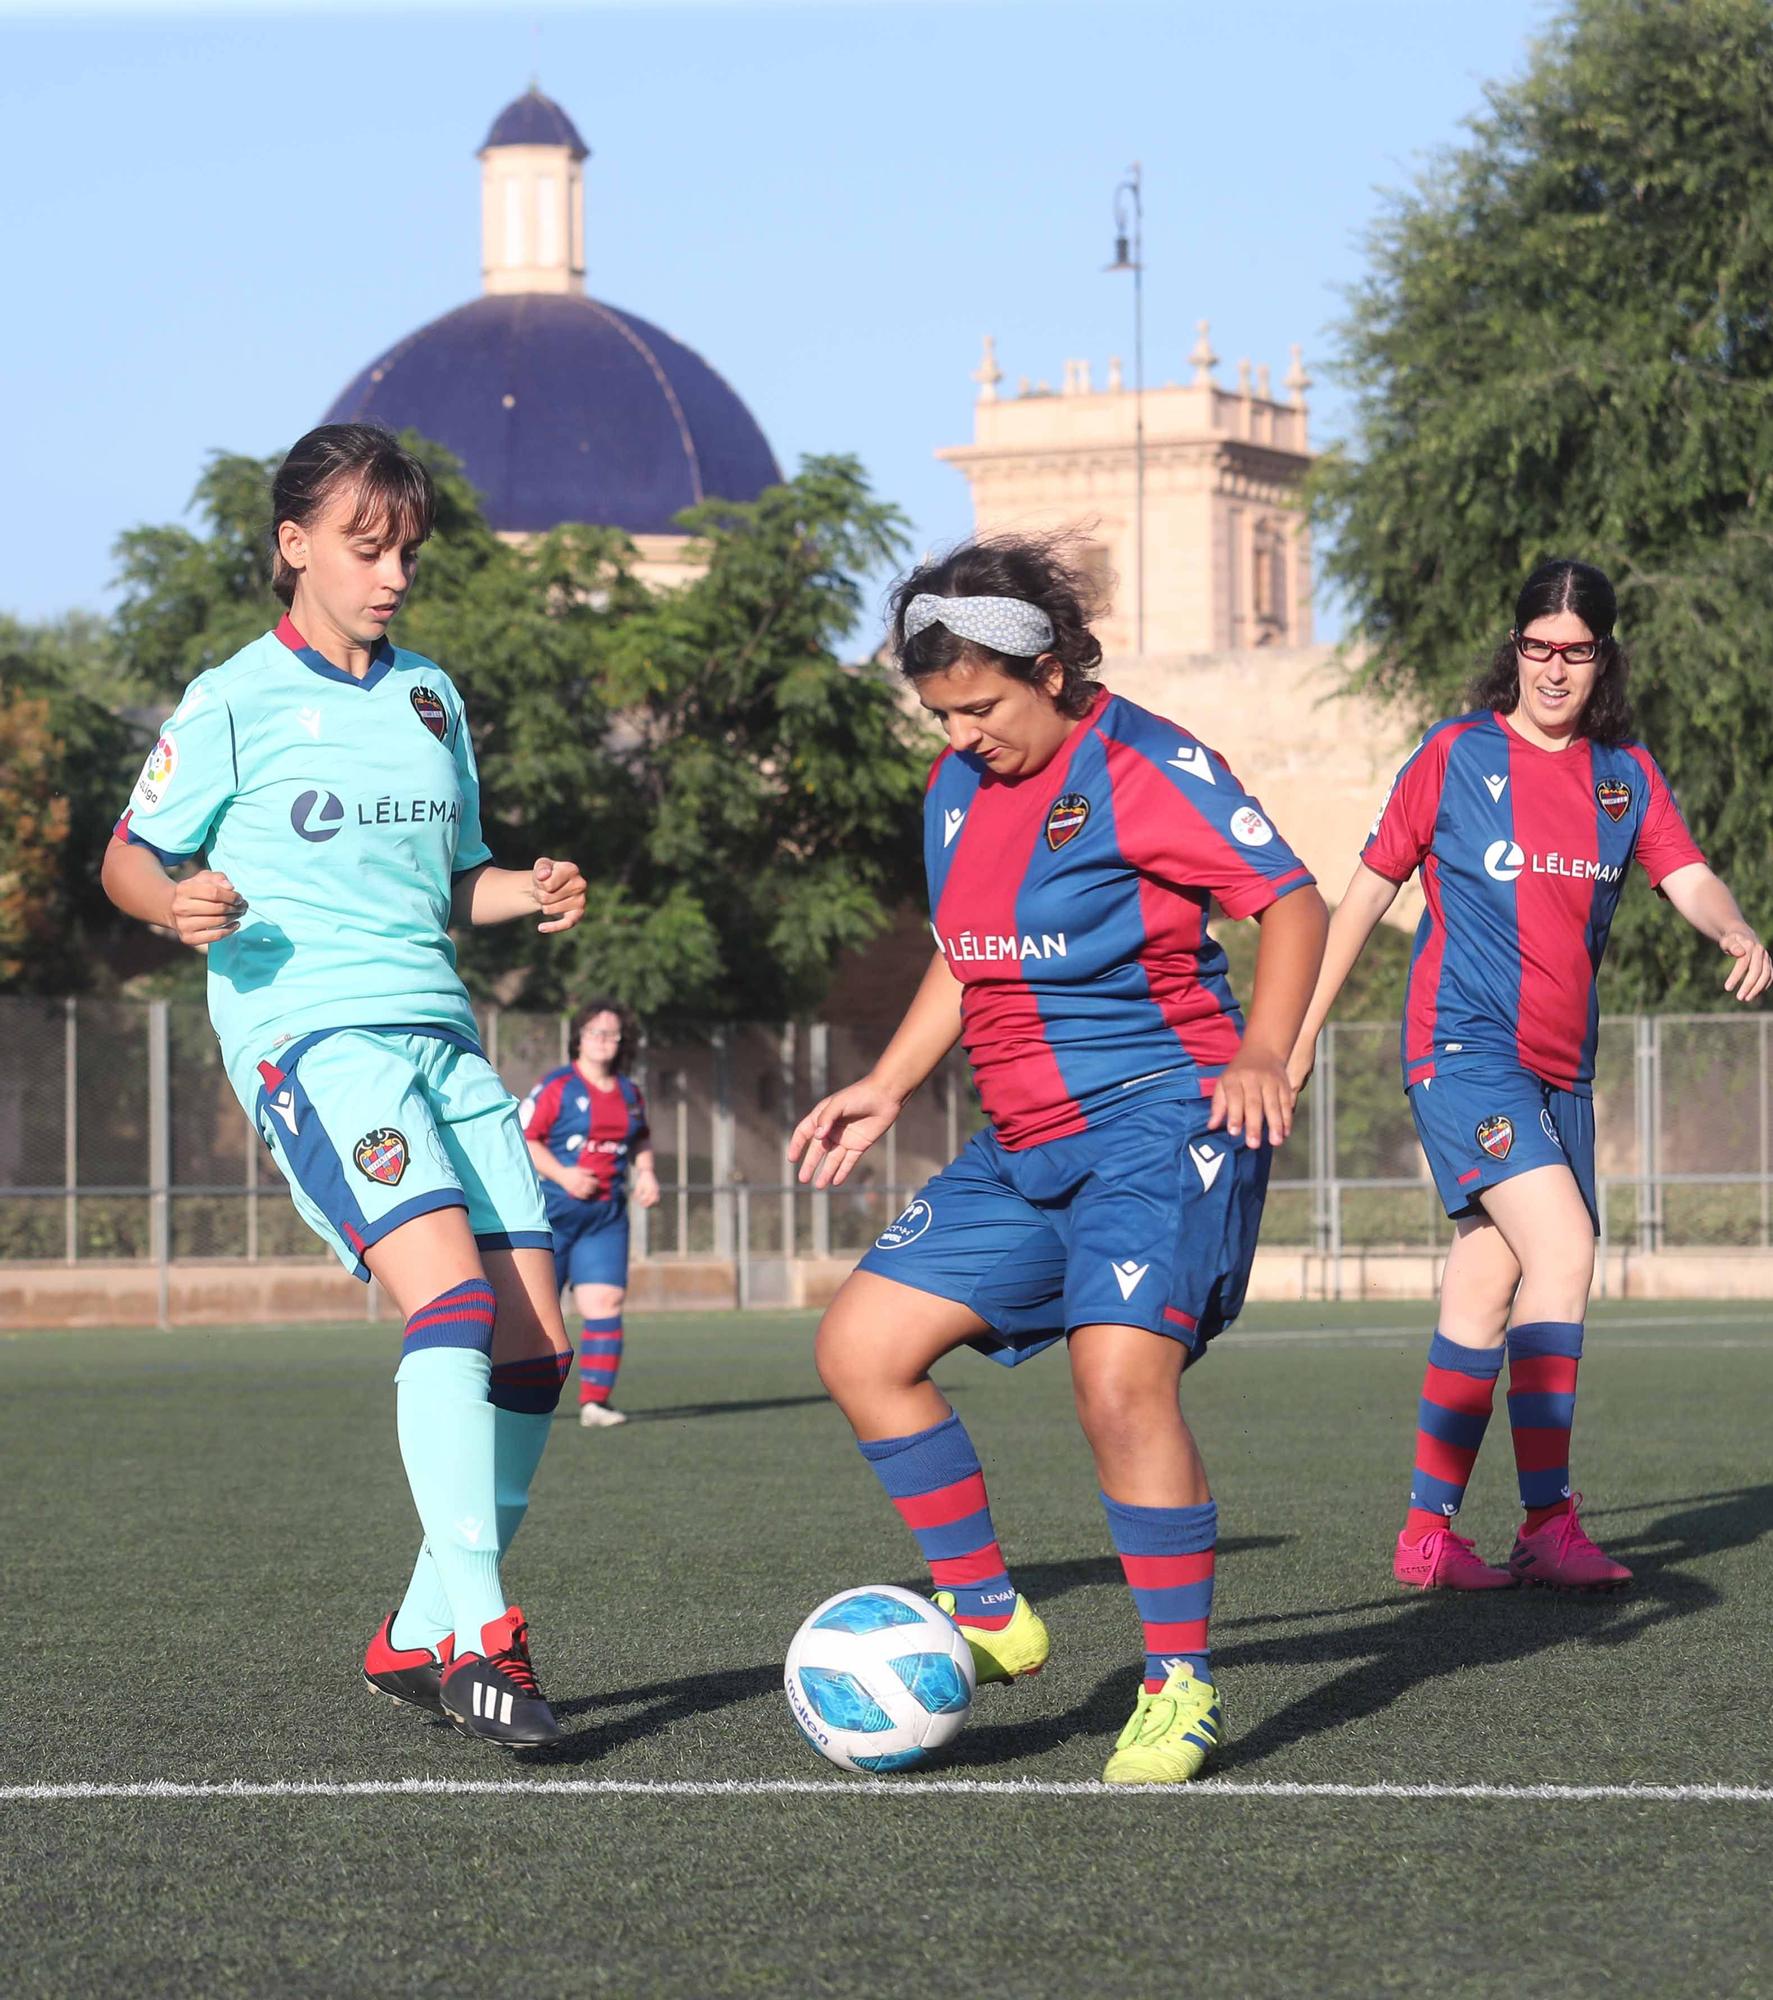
[103, 423, 586, 1747]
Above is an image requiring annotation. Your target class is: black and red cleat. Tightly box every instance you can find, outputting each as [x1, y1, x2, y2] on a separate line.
[440, 1606, 562, 1747]
[362, 1614, 455, 1715]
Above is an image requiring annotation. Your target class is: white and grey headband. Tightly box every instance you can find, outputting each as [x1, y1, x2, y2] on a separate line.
[903, 592, 1055, 658]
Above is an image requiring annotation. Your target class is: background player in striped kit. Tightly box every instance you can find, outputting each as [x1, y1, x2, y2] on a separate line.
[789, 535, 1327, 1784]
[102, 424, 587, 1746]
[1291, 558, 1770, 1592]
[522, 999, 659, 1428]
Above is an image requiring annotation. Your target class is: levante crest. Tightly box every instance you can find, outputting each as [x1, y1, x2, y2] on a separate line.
[1596, 777, 1631, 823]
[353, 1128, 409, 1186]
[1475, 1114, 1515, 1161]
[410, 686, 448, 742]
[1045, 793, 1090, 851]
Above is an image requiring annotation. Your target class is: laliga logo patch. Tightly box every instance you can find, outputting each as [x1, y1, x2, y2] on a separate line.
[131, 735, 178, 814]
[352, 1127, 409, 1186]
[1596, 777, 1631, 823]
[1045, 793, 1090, 851]
[875, 1198, 933, 1250]
[1230, 806, 1274, 848]
[1475, 1114, 1515, 1161]
[410, 686, 448, 742]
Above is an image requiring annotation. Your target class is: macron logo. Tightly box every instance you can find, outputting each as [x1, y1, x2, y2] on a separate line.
[268, 1088, 299, 1138]
[1189, 1143, 1224, 1191]
[1483, 772, 1507, 803]
[1111, 1259, 1149, 1300]
[297, 707, 323, 740]
[1169, 744, 1215, 784]
[943, 807, 966, 848]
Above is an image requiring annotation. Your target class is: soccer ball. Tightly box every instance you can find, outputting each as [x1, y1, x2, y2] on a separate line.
[784, 1585, 976, 1774]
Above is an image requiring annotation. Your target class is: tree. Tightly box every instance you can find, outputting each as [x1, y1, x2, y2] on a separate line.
[111, 437, 926, 1018]
[0, 613, 146, 991]
[1311, 0, 1773, 1006]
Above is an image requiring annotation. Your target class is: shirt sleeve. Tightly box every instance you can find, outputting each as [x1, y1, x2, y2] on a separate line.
[1108, 733, 1316, 921]
[521, 1074, 566, 1143]
[112, 675, 237, 866]
[1627, 747, 1705, 889]
[1360, 732, 1448, 884]
[449, 689, 494, 877]
[629, 1084, 651, 1149]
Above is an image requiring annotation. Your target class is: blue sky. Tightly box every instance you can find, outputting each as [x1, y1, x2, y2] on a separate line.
[0, 0, 1557, 636]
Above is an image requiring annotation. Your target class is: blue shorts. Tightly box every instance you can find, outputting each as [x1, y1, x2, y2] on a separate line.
[856, 1096, 1270, 1368]
[250, 1026, 552, 1280]
[548, 1196, 631, 1292]
[1409, 1062, 1597, 1232]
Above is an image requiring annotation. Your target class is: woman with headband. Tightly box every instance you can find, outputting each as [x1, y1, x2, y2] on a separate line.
[1290, 557, 1768, 1594]
[788, 534, 1328, 1783]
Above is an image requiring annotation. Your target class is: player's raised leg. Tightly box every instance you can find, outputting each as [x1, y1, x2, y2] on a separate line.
[1478, 1167, 1631, 1590]
[1070, 1325, 1225, 1785]
[815, 1271, 1049, 1683]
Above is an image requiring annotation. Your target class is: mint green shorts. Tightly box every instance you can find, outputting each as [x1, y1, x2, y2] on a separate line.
[246, 1026, 551, 1280]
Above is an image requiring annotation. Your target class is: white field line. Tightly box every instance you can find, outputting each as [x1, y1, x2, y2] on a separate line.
[4, 1777, 1770, 1804]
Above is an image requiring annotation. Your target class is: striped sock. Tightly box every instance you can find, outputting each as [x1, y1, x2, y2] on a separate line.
[857, 1412, 1016, 1628]
[1507, 1320, 1583, 1531]
[392, 1278, 506, 1658]
[579, 1316, 623, 1405]
[1404, 1332, 1506, 1540]
[1102, 1493, 1217, 1692]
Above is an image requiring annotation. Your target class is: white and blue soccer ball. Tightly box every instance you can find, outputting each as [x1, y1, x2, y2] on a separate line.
[784, 1585, 976, 1774]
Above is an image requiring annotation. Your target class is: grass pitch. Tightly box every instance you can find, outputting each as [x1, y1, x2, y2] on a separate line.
[4, 1302, 1771, 1998]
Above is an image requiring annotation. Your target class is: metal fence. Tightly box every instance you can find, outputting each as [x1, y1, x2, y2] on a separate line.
[2, 999, 1770, 1284]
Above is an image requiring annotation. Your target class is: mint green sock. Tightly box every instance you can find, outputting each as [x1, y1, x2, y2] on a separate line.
[391, 1405, 554, 1652]
[394, 1344, 506, 1658]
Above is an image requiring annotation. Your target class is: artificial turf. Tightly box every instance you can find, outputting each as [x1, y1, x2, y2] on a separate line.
[3, 1302, 1770, 1998]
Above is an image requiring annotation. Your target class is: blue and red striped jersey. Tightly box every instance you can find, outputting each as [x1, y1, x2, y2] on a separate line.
[520, 1068, 650, 1202]
[1362, 711, 1704, 1092]
[925, 686, 1315, 1149]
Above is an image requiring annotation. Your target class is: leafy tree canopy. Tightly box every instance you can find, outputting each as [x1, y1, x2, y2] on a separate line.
[0, 612, 143, 991]
[108, 438, 927, 1019]
[1311, 0, 1773, 1006]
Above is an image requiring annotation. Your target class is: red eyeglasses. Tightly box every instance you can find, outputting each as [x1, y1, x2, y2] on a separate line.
[1513, 631, 1602, 665]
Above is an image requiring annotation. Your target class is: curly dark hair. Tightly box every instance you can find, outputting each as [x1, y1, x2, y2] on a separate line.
[1467, 557, 1634, 747]
[886, 532, 1107, 719]
[568, 997, 634, 1073]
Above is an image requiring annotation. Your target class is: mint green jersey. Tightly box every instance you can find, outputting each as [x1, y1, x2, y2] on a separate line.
[117, 619, 493, 1105]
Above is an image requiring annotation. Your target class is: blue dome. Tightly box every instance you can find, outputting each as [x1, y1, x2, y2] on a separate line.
[481, 88, 588, 158]
[322, 292, 782, 537]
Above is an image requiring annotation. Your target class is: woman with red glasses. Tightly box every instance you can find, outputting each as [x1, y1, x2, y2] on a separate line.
[1290, 558, 1768, 1593]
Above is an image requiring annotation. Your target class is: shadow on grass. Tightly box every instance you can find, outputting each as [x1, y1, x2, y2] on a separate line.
[525, 1662, 786, 1765]
[550, 1394, 832, 1424]
[1217, 1482, 1773, 1772]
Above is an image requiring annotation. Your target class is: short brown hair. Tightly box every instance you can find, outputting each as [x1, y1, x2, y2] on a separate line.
[270, 423, 435, 607]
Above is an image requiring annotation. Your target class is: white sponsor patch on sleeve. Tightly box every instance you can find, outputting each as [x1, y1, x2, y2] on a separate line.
[130, 734, 179, 815]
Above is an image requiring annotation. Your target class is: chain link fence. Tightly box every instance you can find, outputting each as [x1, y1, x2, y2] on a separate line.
[3, 1000, 1770, 1281]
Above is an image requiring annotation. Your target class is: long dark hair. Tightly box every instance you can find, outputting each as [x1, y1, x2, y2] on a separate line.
[568, 997, 634, 1074]
[270, 423, 435, 607]
[886, 532, 1106, 719]
[1467, 557, 1634, 746]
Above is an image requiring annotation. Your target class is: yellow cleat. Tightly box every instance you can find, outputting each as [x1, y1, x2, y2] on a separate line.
[1102, 1661, 1225, 1784]
[932, 1591, 1051, 1685]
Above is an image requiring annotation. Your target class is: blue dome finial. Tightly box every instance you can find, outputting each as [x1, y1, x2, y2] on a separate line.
[481, 87, 589, 161]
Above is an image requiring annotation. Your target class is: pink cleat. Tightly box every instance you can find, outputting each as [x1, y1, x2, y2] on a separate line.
[1394, 1525, 1518, 1591]
[1508, 1496, 1633, 1592]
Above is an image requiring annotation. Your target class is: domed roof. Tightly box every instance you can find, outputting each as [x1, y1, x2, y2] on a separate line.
[481, 87, 588, 158]
[323, 292, 782, 537]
